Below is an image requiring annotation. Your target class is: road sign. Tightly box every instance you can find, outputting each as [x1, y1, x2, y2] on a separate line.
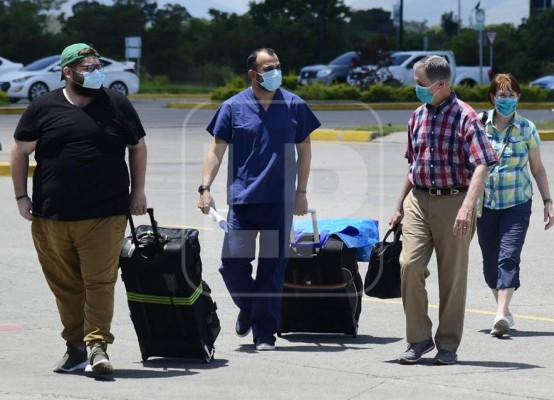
[125, 36, 142, 59]
[475, 9, 485, 31]
[487, 31, 497, 45]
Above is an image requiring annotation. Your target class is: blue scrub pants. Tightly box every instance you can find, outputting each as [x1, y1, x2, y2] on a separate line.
[219, 203, 294, 345]
[477, 199, 532, 290]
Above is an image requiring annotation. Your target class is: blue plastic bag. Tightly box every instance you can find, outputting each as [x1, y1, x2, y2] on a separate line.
[293, 218, 379, 261]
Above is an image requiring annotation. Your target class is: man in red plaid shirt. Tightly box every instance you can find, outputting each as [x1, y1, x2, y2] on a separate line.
[389, 55, 497, 365]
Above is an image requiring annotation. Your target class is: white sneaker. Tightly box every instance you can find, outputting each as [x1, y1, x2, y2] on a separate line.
[491, 316, 510, 337]
[256, 342, 276, 351]
[506, 313, 515, 327]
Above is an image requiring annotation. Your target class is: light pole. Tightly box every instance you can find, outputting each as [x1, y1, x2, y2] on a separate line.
[474, 4, 485, 85]
[458, 0, 462, 34]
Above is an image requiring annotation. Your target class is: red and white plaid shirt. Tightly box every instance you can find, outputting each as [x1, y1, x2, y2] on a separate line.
[406, 91, 497, 188]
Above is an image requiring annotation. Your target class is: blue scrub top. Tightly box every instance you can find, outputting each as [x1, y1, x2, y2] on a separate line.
[207, 88, 321, 205]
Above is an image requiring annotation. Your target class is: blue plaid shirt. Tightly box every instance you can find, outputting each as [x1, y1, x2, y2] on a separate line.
[482, 110, 540, 209]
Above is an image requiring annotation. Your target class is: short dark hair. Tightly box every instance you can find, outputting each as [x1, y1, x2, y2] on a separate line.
[487, 73, 521, 105]
[247, 48, 276, 72]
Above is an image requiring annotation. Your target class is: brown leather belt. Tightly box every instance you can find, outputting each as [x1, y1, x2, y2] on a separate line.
[414, 185, 468, 196]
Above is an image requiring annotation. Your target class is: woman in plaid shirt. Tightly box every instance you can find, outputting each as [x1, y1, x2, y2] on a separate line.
[478, 73, 554, 338]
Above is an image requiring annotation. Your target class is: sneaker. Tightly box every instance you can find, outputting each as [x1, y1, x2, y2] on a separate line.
[490, 316, 510, 337]
[433, 350, 458, 365]
[53, 342, 88, 373]
[256, 342, 276, 351]
[506, 313, 515, 327]
[398, 338, 435, 364]
[235, 309, 252, 337]
[87, 341, 113, 375]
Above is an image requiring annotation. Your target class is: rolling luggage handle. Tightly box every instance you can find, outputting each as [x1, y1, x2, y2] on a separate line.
[128, 208, 164, 254]
[290, 208, 322, 252]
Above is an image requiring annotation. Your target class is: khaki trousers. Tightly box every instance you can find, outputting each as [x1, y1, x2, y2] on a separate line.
[31, 215, 127, 346]
[400, 189, 475, 353]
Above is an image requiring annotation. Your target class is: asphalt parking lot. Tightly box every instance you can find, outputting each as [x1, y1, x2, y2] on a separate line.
[1, 99, 554, 399]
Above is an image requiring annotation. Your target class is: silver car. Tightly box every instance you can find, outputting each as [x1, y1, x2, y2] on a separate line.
[0, 55, 139, 103]
[0, 56, 23, 76]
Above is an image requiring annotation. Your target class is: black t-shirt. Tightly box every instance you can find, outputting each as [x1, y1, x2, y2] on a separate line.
[14, 88, 146, 221]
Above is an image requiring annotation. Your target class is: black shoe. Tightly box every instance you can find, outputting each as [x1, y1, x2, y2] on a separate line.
[53, 342, 88, 373]
[235, 309, 252, 337]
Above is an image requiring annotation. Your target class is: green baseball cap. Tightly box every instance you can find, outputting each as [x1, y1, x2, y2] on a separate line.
[60, 43, 100, 67]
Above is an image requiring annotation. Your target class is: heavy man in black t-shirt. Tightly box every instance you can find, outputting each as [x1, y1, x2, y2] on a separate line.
[10, 43, 147, 376]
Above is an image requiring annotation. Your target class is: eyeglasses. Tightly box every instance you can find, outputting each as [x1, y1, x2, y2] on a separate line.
[79, 63, 104, 73]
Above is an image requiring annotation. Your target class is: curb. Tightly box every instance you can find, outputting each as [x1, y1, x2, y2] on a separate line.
[0, 162, 35, 177]
[164, 100, 554, 111]
[312, 129, 376, 142]
[0, 107, 27, 115]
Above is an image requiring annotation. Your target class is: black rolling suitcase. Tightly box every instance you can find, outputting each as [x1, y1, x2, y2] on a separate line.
[119, 208, 221, 363]
[278, 210, 362, 337]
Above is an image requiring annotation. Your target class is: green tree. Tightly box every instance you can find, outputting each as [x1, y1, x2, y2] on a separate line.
[61, 0, 148, 60]
[248, 0, 349, 70]
[518, 8, 554, 79]
[344, 9, 395, 52]
[142, 4, 194, 81]
[440, 12, 459, 37]
[0, 0, 65, 63]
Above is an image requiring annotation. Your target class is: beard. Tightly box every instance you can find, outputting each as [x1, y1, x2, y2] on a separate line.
[68, 71, 102, 98]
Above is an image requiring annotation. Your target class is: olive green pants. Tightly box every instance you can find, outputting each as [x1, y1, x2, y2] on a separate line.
[400, 189, 475, 353]
[32, 215, 127, 347]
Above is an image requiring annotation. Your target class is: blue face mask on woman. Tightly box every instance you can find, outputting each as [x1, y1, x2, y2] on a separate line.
[495, 97, 518, 116]
[415, 81, 438, 104]
[257, 69, 282, 92]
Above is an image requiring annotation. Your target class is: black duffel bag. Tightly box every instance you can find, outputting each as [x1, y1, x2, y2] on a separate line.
[364, 228, 402, 299]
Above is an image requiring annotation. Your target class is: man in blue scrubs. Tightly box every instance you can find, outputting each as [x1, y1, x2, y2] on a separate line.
[198, 48, 321, 351]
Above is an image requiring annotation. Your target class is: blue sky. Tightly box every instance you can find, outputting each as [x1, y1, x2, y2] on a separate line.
[62, 0, 530, 28]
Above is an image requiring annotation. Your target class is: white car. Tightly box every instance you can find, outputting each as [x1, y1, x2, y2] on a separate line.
[0, 55, 139, 103]
[0, 56, 23, 76]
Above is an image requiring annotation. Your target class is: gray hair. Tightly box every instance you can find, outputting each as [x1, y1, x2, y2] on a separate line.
[414, 55, 451, 84]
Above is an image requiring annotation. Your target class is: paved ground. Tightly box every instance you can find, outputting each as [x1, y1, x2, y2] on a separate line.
[1, 101, 554, 399]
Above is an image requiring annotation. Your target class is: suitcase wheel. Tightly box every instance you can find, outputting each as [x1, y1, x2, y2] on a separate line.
[203, 346, 215, 363]
[138, 341, 149, 361]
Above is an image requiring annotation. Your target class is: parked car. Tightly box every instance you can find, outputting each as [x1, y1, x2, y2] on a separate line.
[530, 74, 554, 90]
[347, 50, 493, 88]
[0, 56, 23, 76]
[0, 55, 139, 103]
[298, 51, 358, 85]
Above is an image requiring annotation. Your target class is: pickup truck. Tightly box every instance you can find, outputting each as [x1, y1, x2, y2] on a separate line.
[347, 50, 492, 87]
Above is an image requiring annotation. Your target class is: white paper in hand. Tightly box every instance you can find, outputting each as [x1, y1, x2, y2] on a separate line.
[209, 207, 228, 232]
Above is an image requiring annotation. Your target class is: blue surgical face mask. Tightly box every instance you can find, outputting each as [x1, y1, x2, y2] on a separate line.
[82, 69, 105, 89]
[71, 68, 105, 89]
[495, 97, 518, 116]
[257, 69, 282, 92]
[415, 81, 438, 104]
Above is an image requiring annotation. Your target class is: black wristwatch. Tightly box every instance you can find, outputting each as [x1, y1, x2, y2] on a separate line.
[198, 184, 210, 194]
